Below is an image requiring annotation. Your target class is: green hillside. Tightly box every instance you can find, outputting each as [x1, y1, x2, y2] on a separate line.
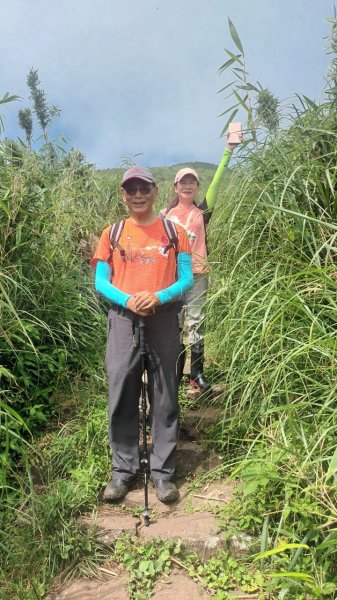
[98, 160, 229, 210]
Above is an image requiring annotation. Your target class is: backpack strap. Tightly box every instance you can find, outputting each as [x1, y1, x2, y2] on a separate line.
[160, 214, 179, 255]
[109, 216, 179, 263]
[109, 220, 126, 262]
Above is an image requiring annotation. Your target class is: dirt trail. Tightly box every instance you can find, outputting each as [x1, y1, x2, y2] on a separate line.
[47, 400, 258, 600]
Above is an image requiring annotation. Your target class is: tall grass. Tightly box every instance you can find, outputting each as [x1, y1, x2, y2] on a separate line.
[0, 377, 111, 599]
[0, 142, 123, 504]
[206, 72, 337, 595]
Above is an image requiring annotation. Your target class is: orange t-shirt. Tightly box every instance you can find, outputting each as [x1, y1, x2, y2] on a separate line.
[164, 205, 208, 274]
[92, 217, 190, 295]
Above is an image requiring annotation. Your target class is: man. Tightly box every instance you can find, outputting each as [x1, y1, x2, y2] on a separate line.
[92, 166, 193, 503]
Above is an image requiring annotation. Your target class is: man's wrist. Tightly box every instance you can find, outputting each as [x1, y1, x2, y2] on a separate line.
[125, 295, 132, 309]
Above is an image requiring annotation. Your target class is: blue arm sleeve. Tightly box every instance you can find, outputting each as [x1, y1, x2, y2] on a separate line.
[156, 253, 193, 304]
[94, 261, 131, 308]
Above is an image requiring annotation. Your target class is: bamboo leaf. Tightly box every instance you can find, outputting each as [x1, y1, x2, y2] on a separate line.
[0, 93, 21, 105]
[266, 204, 337, 232]
[0, 401, 29, 429]
[239, 84, 260, 92]
[316, 530, 337, 550]
[0, 200, 11, 218]
[260, 516, 269, 567]
[294, 93, 306, 110]
[218, 103, 239, 117]
[0, 366, 15, 380]
[269, 571, 314, 582]
[253, 543, 309, 561]
[228, 17, 244, 55]
[233, 67, 245, 81]
[217, 81, 236, 94]
[224, 48, 243, 60]
[219, 57, 240, 72]
[326, 446, 337, 479]
[303, 95, 319, 109]
[232, 90, 250, 112]
[219, 108, 239, 137]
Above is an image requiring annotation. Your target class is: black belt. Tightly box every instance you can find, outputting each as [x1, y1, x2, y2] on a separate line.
[109, 301, 179, 317]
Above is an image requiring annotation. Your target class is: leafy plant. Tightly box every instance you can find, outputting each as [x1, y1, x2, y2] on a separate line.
[26, 68, 60, 144]
[218, 18, 280, 146]
[205, 12, 337, 597]
[0, 92, 20, 135]
[114, 537, 181, 599]
[18, 108, 33, 146]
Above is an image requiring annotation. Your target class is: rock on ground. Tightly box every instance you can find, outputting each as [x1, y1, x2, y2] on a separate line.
[48, 572, 129, 600]
[152, 570, 208, 599]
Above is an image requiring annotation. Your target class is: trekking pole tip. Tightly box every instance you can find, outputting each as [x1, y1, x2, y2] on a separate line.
[142, 509, 150, 527]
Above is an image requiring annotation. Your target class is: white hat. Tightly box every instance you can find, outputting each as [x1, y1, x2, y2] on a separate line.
[174, 167, 199, 184]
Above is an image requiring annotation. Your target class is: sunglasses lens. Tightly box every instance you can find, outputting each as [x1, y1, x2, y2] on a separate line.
[124, 184, 152, 195]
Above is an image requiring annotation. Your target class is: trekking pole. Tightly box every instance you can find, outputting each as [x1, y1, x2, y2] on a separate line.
[139, 316, 150, 527]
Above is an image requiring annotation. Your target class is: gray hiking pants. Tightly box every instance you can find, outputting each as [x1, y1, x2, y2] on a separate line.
[179, 273, 208, 345]
[105, 303, 180, 481]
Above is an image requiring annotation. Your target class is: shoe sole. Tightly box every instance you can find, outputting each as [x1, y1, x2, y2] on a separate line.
[103, 479, 137, 501]
[155, 491, 179, 504]
[103, 486, 129, 501]
[151, 482, 179, 504]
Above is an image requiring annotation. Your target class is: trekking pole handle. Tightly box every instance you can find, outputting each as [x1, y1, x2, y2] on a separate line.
[139, 317, 146, 356]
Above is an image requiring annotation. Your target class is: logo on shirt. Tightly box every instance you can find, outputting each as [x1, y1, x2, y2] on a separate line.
[123, 236, 169, 264]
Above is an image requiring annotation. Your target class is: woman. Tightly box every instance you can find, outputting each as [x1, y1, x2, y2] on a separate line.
[164, 134, 242, 392]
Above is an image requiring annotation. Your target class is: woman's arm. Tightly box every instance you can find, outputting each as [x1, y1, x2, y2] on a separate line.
[205, 147, 233, 213]
[94, 260, 131, 308]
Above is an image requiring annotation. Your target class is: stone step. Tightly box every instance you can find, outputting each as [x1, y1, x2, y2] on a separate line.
[140, 511, 223, 561]
[179, 407, 223, 440]
[48, 568, 259, 600]
[152, 571, 260, 599]
[47, 570, 129, 599]
[79, 477, 235, 558]
[80, 506, 223, 562]
[152, 570, 208, 599]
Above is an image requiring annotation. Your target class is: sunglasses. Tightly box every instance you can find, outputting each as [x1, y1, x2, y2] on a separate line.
[123, 183, 154, 196]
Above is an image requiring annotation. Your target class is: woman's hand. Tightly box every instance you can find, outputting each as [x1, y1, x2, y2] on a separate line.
[227, 129, 244, 151]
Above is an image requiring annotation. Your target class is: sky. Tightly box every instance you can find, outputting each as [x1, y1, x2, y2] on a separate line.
[1, 1, 334, 169]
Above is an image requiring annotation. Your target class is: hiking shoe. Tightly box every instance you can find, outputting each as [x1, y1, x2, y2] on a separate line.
[152, 479, 179, 504]
[103, 478, 135, 501]
[190, 373, 211, 394]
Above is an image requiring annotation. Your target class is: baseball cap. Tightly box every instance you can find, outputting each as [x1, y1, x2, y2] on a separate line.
[174, 167, 199, 184]
[121, 166, 156, 186]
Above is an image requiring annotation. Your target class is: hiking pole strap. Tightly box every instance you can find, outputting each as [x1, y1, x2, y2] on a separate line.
[139, 317, 146, 357]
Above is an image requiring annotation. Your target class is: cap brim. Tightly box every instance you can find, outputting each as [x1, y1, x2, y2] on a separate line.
[122, 175, 155, 185]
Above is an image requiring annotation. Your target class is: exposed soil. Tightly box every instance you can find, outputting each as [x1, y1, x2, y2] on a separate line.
[47, 399, 259, 600]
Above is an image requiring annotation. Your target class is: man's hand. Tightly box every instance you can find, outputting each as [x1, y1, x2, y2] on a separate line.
[126, 296, 152, 316]
[133, 291, 160, 311]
